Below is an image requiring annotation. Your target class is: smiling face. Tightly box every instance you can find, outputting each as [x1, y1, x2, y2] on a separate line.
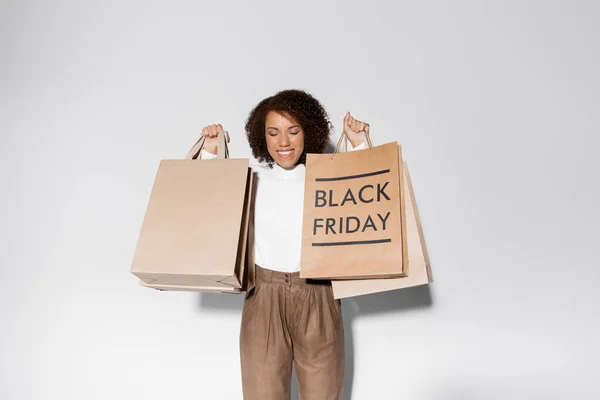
[265, 111, 305, 169]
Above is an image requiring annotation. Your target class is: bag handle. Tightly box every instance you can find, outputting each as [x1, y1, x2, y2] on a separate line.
[185, 129, 230, 160]
[332, 127, 373, 155]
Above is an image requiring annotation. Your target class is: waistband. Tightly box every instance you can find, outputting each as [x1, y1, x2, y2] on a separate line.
[255, 265, 330, 288]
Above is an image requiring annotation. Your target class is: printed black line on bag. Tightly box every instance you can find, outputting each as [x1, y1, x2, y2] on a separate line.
[312, 239, 392, 247]
[315, 169, 390, 182]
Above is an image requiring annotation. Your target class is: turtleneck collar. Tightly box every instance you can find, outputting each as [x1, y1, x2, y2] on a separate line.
[267, 162, 306, 180]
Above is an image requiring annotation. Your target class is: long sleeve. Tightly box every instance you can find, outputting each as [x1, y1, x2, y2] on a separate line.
[349, 141, 367, 151]
[199, 149, 218, 160]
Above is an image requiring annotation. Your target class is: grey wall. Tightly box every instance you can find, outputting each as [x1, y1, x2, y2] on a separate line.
[2, 1, 599, 399]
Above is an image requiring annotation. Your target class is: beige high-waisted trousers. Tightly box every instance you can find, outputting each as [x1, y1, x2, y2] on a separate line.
[239, 265, 345, 400]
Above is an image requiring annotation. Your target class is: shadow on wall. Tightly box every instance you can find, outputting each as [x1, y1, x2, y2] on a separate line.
[198, 283, 434, 400]
[340, 284, 434, 400]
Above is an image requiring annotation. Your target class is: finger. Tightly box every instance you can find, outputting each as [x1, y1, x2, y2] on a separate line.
[350, 118, 358, 132]
[344, 112, 350, 127]
[359, 122, 366, 132]
[217, 124, 223, 135]
[209, 124, 217, 137]
[364, 123, 370, 134]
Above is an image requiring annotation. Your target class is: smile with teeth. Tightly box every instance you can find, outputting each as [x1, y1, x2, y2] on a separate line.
[277, 150, 294, 158]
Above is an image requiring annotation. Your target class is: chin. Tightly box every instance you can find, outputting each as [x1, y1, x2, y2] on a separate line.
[275, 156, 300, 169]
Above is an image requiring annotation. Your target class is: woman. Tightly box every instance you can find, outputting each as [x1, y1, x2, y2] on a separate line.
[200, 89, 369, 400]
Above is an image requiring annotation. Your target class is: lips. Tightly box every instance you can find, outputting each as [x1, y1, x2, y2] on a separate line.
[276, 149, 294, 158]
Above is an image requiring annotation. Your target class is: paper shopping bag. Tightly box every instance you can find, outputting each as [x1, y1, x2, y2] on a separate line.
[332, 161, 433, 298]
[130, 132, 255, 294]
[300, 138, 408, 280]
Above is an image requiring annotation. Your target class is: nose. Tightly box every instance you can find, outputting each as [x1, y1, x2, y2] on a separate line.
[278, 133, 290, 147]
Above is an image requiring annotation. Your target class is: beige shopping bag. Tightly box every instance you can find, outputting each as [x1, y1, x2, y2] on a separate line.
[300, 134, 408, 280]
[131, 132, 255, 294]
[140, 279, 242, 294]
[332, 161, 432, 299]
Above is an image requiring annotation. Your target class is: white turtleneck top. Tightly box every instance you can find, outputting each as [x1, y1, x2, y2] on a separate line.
[200, 142, 365, 273]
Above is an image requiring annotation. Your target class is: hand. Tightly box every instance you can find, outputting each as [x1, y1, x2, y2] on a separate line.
[200, 124, 230, 155]
[343, 112, 370, 148]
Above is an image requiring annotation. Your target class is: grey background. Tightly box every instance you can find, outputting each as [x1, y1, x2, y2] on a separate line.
[2, 0, 599, 399]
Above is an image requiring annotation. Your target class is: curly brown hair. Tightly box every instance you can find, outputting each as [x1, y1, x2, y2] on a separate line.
[245, 89, 333, 167]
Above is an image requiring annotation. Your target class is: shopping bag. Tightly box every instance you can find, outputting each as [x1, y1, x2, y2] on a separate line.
[331, 161, 432, 298]
[130, 132, 255, 294]
[300, 133, 408, 280]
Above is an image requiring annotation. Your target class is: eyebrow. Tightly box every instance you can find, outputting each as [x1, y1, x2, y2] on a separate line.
[266, 125, 300, 130]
